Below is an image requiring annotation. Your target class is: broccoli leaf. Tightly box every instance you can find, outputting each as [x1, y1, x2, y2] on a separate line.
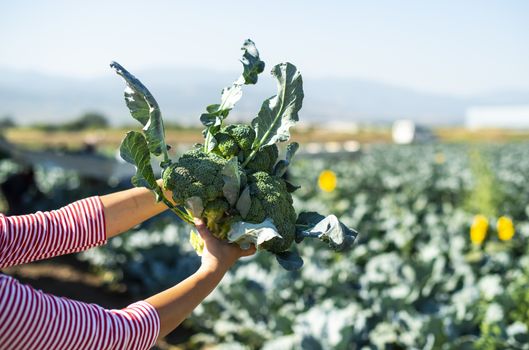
[185, 196, 204, 217]
[240, 39, 265, 84]
[251, 63, 304, 150]
[111, 62, 170, 164]
[284, 180, 301, 193]
[200, 38, 265, 151]
[295, 212, 358, 251]
[274, 142, 299, 177]
[201, 39, 264, 126]
[236, 186, 251, 219]
[275, 250, 304, 271]
[227, 219, 282, 250]
[120, 131, 164, 201]
[120, 132, 193, 224]
[201, 81, 244, 125]
[221, 157, 241, 206]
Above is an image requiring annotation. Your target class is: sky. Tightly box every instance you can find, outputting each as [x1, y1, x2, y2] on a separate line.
[1, 0, 528, 96]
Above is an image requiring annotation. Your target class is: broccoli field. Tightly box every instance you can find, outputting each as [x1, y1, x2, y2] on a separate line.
[4, 142, 529, 349]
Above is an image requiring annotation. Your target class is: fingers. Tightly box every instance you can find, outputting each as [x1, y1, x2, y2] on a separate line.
[193, 218, 214, 242]
[239, 245, 257, 257]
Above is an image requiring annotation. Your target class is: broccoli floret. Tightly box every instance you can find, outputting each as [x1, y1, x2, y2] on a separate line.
[245, 171, 297, 252]
[213, 124, 256, 159]
[244, 145, 279, 173]
[224, 124, 256, 151]
[213, 131, 240, 158]
[162, 148, 227, 205]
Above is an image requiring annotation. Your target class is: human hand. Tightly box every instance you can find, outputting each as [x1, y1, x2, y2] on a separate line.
[193, 218, 256, 276]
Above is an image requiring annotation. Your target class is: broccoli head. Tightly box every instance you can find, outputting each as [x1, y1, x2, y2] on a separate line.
[162, 148, 227, 205]
[224, 124, 256, 151]
[213, 124, 256, 159]
[213, 131, 239, 158]
[245, 171, 297, 252]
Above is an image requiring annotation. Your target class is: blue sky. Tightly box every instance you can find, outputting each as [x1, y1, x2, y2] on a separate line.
[1, 0, 528, 96]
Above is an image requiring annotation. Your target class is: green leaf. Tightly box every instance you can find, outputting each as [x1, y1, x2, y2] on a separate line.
[200, 112, 221, 127]
[284, 180, 301, 193]
[119, 131, 163, 200]
[227, 219, 281, 250]
[273, 142, 299, 177]
[111, 61, 169, 162]
[251, 63, 304, 150]
[275, 250, 304, 271]
[221, 157, 241, 206]
[236, 186, 251, 219]
[295, 212, 358, 251]
[201, 83, 244, 126]
[296, 211, 325, 235]
[240, 39, 265, 85]
[199, 39, 265, 128]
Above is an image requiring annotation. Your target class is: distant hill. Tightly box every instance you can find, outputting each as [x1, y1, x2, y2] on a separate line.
[1, 67, 528, 126]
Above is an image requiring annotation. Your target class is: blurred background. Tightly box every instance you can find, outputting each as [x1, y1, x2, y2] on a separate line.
[1, 1, 529, 349]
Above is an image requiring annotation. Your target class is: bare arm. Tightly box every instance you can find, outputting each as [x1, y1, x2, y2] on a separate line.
[146, 218, 256, 338]
[99, 181, 173, 238]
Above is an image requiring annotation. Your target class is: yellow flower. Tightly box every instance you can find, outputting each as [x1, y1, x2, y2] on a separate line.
[470, 215, 488, 245]
[318, 170, 337, 193]
[497, 216, 515, 241]
[434, 152, 445, 164]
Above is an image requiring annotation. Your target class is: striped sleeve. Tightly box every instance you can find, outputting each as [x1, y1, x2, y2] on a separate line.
[0, 197, 107, 268]
[0, 274, 160, 350]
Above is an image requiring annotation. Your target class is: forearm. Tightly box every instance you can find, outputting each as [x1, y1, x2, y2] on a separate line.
[0, 274, 159, 350]
[100, 181, 173, 238]
[146, 266, 227, 338]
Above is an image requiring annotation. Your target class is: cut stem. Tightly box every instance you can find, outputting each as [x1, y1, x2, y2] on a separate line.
[160, 195, 194, 224]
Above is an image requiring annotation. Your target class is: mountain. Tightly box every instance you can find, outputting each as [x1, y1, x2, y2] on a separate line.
[1, 67, 528, 126]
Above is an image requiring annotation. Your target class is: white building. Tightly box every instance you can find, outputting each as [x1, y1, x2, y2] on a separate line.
[466, 105, 529, 129]
[392, 120, 435, 144]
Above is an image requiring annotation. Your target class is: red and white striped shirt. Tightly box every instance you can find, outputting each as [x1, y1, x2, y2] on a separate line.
[0, 197, 160, 349]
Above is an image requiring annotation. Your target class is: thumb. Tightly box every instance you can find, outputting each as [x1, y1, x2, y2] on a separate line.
[240, 244, 257, 257]
[193, 218, 214, 242]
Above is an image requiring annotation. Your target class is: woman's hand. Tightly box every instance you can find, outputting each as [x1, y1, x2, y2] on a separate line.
[193, 218, 256, 276]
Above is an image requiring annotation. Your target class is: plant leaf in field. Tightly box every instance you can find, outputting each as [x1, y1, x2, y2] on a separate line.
[222, 157, 241, 206]
[111, 61, 169, 162]
[240, 39, 265, 85]
[275, 250, 304, 271]
[274, 142, 299, 177]
[120, 131, 163, 200]
[295, 212, 358, 251]
[227, 219, 282, 250]
[236, 186, 251, 219]
[251, 63, 304, 150]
